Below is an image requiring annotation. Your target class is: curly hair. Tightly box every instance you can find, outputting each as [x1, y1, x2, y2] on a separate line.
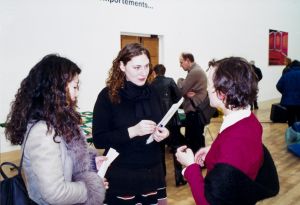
[5, 54, 82, 145]
[209, 57, 258, 109]
[106, 43, 154, 103]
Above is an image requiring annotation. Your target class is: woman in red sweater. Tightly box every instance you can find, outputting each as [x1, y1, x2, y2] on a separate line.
[176, 57, 279, 205]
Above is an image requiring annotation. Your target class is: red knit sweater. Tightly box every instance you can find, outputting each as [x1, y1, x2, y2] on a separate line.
[184, 113, 263, 205]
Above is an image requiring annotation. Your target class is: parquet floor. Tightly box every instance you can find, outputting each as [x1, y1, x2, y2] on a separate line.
[1, 99, 299, 204]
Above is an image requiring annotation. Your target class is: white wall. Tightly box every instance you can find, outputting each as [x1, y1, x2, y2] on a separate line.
[1, 0, 300, 152]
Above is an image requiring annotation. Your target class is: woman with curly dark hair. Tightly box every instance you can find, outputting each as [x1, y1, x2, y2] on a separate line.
[176, 57, 279, 205]
[5, 54, 105, 205]
[92, 43, 169, 205]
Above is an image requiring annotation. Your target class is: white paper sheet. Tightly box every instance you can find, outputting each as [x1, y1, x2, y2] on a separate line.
[146, 97, 184, 144]
[97, 148, 119, 178]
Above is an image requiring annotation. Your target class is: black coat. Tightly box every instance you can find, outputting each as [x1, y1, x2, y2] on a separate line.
[252, 65, 263, 81]
[152, 75, 182, 127]
[204, 145, 280, 205]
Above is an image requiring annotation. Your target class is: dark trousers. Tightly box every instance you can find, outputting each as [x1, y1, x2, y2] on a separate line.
[286, 105, 300, 127]
[168, 125, 186, 184]
[160, 124, 185, 177]
[185, 111, 205, 153]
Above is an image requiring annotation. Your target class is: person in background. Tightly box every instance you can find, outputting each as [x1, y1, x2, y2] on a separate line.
[249, 60, 263, 110]
[5, 54, 106, 205]
[152, 64, 186, 187]
[177, 52, 207, 153]
[92, 43, 169, 205]
[282, 57, 292, 74]
[277, 59, 300, 127]
[176, 57, 279, 205]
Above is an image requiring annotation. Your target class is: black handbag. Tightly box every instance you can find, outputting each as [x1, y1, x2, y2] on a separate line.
[190, 94, 217, 125]
[0, 124, 37, 205]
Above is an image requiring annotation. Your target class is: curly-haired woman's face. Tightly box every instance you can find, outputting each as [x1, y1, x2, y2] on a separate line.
[120, 54, 150, 86]
[67, 74, 79, 102]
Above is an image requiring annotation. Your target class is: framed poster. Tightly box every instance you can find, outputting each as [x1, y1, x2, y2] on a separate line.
[269, 29, 288, 65]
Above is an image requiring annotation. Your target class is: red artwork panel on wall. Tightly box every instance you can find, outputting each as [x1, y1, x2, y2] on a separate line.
[269, 29, 288, 65]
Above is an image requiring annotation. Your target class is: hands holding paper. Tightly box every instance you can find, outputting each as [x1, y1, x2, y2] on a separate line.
[95, 148, 120, 189]
[152, 126, 169, 142]
[128, 120, 156, 138]
[95, 156, 109, 189]
[128, 120, 169, 142]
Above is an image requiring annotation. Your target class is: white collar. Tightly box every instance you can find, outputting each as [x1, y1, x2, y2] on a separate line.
[219, 106, 251, 133]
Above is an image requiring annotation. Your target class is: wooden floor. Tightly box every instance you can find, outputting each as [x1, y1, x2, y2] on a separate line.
[1, 99, 300, 204]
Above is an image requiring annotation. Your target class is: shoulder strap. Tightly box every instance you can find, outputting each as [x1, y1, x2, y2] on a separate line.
[19, 122, 37, 173]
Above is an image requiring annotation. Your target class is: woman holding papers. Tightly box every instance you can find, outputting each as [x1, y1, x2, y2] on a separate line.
[176, 57, 279, 205]
[92, 43, 169, 205]
[5, 54, 106, 204]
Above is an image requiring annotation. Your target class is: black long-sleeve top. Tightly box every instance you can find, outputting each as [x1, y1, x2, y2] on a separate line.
[92, 84, 164, 169]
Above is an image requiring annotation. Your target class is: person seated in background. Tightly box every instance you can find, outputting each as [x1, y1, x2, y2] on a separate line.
[5, 54, 106, 205]
[152, 64, 186, 187]
[176, 57, 279, 205]
[277, 59, 300, 127]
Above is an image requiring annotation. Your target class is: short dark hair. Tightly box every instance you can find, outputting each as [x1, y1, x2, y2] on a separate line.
[181, 53, 194, 63]
[153, 64, 166, 76]
[209, 57, 258, 109]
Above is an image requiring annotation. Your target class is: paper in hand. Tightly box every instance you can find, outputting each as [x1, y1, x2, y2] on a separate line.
[97, 148, 119, 178]
[146, 97, 184, 144]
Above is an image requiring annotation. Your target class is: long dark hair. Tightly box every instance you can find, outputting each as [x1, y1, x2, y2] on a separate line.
[106, 43, 153, 103]
[5, 54, 82, 144]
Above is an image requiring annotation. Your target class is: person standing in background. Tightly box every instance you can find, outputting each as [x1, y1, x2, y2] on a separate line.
[249, 60, 263, 110]
[282, 57, 292, 74]
[277, 60, 300, 127]
[152, 64, 186, 187]
[92, 43, 169, 205]
[177, 52, 207, 153]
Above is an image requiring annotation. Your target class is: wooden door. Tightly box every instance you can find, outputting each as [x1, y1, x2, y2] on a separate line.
[141, 37, 159, 66]
[121, 35, 159, 67]
[121, 35, 140, 48]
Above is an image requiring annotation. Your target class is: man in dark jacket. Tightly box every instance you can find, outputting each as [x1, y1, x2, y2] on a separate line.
[277, 60, 300, 126]
[152, 64, 187, 186]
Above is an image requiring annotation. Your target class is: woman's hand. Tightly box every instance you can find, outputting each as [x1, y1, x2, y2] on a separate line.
[175, 145, 195, 167]
[194, 145, 211, 167]
[128, 120, 156, 138]
[103, 178, 109, 189]
[152, 126, 169, 142]
[95, 156, 109, 189]
[95, 156, 108, 170]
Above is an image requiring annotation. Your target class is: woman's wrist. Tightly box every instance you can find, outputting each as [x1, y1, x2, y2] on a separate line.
[128, 126, 136, 138]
